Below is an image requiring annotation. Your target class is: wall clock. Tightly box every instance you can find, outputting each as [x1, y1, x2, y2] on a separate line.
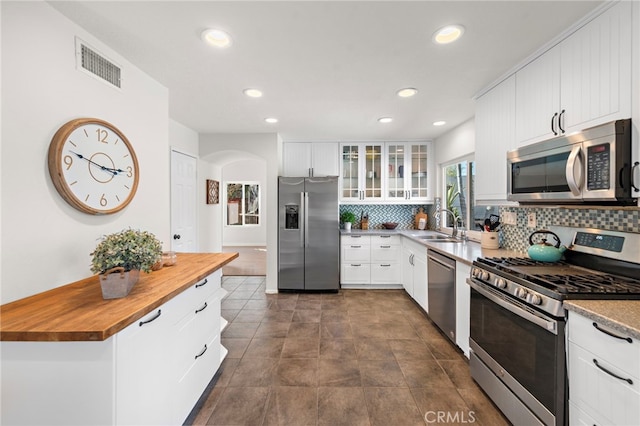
[48, 118, 139, 215]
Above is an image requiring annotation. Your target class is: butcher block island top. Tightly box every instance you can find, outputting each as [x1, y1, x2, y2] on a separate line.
[0, 252, 238, 342]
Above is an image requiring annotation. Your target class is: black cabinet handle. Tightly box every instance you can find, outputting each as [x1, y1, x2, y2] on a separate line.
[381, 264, 391, 267]
[380, 245, 391, 248]
[139, 309, 161, 327]
[592, 322, 632, 343]
[173, 234, 181, 240]
[551, 112, 558, 135]
[195, 344, 208, 360]
[558, 109, 565, 133]
[632, 162, 639, 193]
[195, 278, 209, 288]
[351, 245, 362, 248]
[593, 359, 633, 385]
[195, 302, 208, 314]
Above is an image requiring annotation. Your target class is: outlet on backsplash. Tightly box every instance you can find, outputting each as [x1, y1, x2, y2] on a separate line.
[502, 212, 516, 225]
[527, 212, 537, 228]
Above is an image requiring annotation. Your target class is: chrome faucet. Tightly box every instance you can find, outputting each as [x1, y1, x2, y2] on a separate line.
[440, 209, 459, 238]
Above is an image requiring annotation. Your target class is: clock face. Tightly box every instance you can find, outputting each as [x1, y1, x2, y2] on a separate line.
[48, 118, 139, 215]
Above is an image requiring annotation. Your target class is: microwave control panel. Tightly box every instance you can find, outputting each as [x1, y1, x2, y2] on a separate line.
[586, 143, 610, 190]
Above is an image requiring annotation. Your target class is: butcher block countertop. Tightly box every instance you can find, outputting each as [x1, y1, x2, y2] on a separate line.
[0, 252, 238, 342]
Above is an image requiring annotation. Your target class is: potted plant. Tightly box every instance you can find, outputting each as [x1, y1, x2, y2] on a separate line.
[340, 211, 357, 231]
[91, 228, 163, 299]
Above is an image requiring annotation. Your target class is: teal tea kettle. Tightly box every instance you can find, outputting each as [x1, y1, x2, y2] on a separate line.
[528, 230, 568, 262]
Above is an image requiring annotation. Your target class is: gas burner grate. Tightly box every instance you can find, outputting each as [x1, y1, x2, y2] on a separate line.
[533, 273, 640, 294]
[479, 257, 566, 267]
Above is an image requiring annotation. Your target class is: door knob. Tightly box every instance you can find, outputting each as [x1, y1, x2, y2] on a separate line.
[173, 234, 181, 240]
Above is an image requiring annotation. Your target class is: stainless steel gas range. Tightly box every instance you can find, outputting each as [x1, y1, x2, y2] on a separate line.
[468, 226, 640, 426]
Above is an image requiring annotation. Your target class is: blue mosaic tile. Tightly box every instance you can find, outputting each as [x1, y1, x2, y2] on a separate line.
[499, 206, 640, 253]
[339, 204, 431, 230]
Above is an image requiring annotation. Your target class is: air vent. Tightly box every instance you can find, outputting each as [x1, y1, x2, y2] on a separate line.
[75, 38, 121, 89]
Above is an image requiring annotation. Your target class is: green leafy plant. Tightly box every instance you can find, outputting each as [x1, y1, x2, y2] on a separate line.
[91, 228, 163, 274]
[340, 211, 357, 224]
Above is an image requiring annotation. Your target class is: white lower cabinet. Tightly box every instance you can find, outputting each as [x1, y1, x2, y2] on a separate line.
[340, 235, 401, 287]
[454, 262, 471, 358]
[568, 311, 640, 425]
[1, 270, 226, 426]
[401, 238, 428, 312]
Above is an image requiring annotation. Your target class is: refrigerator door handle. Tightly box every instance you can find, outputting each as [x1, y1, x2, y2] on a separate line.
[304, 192, 310, 248]
[300, 192, 305, 248]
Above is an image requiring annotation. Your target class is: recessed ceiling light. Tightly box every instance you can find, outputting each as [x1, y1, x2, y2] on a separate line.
[378, 117, 393, 124]
[433, 25, 465, 44]
[433, 120, 446, 126]
[243, 88, 263, 98]
[397, 88, 418, 98]
[201, 29, 232, 48]
[264, 117, 278, 124]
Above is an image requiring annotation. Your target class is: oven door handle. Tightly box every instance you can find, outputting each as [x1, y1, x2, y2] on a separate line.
[470, 280, 558, 335]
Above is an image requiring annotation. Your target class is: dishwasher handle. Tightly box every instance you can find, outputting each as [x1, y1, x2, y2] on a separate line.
[428, 253, 455, 272]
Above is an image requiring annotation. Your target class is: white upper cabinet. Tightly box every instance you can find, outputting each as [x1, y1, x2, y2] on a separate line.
[515, 1, 632, 147]
[283, 142, 339, 177]
[340, 142, 433, 203]
[385, 142, 433, 203]
[475, 75, 516, 202]
[340, 143, 384, 202]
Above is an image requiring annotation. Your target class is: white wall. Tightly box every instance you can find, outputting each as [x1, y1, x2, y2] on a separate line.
[200, 133, 282, 293]
[222, 159, 267, 246]
[433, 118, 475, 197]
[1, 2, 170, 303]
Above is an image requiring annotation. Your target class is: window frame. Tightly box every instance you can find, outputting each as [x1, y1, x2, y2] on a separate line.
[224, 181, 261, 227]
[440, 156, 482, 242]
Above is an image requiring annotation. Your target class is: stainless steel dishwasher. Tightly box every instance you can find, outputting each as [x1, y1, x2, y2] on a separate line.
[427, 249, 456, 343]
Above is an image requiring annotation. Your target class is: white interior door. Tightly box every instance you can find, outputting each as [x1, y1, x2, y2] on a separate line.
[171, 150, 197, 252]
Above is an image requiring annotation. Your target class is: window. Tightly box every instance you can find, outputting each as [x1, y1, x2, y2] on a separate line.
[226, 182, 260, 226]
[442, 158, 498, 237]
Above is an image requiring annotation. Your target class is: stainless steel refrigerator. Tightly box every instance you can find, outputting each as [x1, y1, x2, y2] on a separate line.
[278, 176, 339, 291]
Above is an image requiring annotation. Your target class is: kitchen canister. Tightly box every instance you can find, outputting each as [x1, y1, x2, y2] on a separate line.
[481, 232, 500, 249]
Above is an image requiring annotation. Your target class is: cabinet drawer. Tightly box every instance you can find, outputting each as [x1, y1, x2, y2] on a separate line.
[341, 235, 370, 243]
[569, 342, 640, 425]
[174, 334, 221, 424]
[370, 263, 400, 284]
[569, 401, 599, 426]
[568, 312, 640, 379]
[341, 263, 371, 284]
[371, 235, 401, 245]
[174, 291, 223, 374]
[173, 272, 220, 321]
[342, 245, 370, 262]
[371, 245, 401, 262]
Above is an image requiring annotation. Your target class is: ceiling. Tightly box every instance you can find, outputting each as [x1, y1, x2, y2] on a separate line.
[50, 1, 602, 142]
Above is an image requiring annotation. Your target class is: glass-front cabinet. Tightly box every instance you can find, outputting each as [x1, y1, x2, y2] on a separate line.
[340, 143, 383, 202]
[341, 141, 432, 203]
[385, 142, 431, 202]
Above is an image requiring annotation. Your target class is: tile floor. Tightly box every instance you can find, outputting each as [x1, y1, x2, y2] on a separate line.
[188, 276, 510, 426]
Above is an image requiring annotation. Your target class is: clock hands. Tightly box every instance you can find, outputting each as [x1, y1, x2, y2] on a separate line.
[69, 151, 124, 176]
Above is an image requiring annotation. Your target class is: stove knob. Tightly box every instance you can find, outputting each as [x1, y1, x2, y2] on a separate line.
[481, 271, 490, 281]
[515, 288, 528, 299]
[496, 278, 507, 289]
[527, 293, 542, 305]
[471, 268, 479, 278]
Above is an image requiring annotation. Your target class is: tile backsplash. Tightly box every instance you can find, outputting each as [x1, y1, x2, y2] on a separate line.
[339, 204, 431, 229]
[499, 206, 640, 253]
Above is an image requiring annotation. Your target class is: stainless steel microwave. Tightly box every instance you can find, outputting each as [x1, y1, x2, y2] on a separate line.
[507, 119, 634, 205]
